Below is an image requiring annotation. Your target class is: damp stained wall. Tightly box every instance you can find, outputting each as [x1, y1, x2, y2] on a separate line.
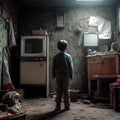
[116, 2, 120, 47]
[18, 6, 117, 93]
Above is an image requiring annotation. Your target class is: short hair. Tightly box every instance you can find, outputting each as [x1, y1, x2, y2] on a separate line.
[57, 40, 68, 51]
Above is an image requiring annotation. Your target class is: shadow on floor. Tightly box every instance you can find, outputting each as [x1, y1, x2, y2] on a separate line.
[26, 109, 67, 120]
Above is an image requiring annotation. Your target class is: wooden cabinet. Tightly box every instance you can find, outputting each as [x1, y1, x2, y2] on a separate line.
[20, 61, 46, 85]
[20, 32, 49, 97]
[87, 54, 120, 98]
[88, 56, 101, 81]
[101, 55, 118, 75]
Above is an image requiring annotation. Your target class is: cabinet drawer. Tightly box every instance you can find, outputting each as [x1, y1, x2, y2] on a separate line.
[102, 55, 116, 59]
[88, 57, 101, 64]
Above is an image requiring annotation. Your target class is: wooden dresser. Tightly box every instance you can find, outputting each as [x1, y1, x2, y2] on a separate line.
[87, 53, 120, 99]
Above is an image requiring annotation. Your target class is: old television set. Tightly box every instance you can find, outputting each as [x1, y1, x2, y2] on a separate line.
[21, 36, 46, 57]
[84, 33, 98, 47]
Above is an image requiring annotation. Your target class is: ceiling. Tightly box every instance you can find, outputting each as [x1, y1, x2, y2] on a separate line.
[12, 0, 119, 9]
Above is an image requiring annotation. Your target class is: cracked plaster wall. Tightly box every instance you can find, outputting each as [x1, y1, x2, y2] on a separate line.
[18, 6, 116, 93]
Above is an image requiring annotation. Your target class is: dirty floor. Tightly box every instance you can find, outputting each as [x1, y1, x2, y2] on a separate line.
[21, 97, 120, 120]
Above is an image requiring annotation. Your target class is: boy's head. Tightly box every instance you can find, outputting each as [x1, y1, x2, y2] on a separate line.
[57, 40, 68, 51]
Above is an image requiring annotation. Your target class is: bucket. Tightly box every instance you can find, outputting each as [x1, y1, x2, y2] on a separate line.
[69, 90, 79, 102]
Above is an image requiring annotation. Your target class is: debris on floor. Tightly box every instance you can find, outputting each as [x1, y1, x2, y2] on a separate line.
[21, 97, 120, 120]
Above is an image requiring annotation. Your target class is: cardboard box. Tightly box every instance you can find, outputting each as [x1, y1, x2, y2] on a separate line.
[32, 30, 48, 36]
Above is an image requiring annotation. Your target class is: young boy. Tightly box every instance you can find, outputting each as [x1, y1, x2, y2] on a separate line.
[52, 40, 74, 111]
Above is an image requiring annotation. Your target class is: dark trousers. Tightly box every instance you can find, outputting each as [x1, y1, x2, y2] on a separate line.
[55, 73, 70, 108]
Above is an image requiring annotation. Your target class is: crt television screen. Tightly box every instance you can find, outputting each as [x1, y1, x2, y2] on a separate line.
[25, 39, 43, 53]
[84, 33, 98, 47]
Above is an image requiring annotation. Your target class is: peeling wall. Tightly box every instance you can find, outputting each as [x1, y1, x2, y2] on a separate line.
[18, 6, 116, 93]
[116, 2, 120, 47]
